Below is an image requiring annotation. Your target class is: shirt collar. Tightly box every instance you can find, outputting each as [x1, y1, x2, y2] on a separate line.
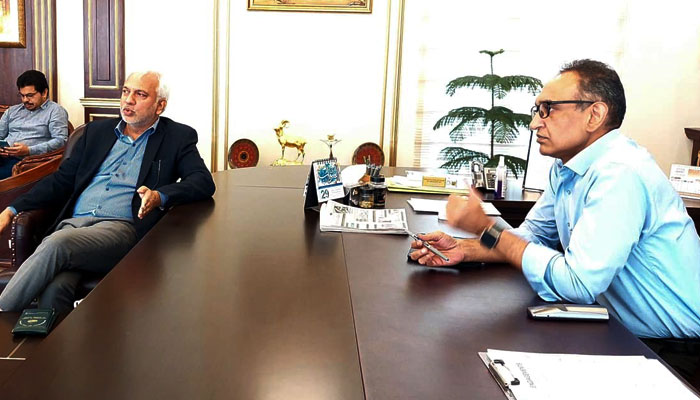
[558, 129, 620, 176]
[114, 117, 160, 142]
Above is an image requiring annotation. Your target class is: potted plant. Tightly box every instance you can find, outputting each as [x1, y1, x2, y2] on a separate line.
[433, 49, 542, 178]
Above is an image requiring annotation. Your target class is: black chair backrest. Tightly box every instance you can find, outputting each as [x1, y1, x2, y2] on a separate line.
[63, 124, 86, 162]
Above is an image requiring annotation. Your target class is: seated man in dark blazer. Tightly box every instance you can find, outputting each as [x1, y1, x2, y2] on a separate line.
[0, 71, 215, 313]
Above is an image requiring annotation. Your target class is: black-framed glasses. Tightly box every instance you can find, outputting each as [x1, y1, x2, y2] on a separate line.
[18, 91, 39, 100]
[530, 100, 595, 119]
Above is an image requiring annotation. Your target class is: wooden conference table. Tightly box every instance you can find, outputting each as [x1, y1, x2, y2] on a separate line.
[0, 166, 686, 399]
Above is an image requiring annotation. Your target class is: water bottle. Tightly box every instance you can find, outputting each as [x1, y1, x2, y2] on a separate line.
[495, 156, 506, 199]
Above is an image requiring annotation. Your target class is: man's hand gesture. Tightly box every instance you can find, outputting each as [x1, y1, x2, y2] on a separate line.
[446, 190, 493, 235]
[137, 186, 161, 219]
[409, 231, 464, 267]
[3, 143, 30, 157]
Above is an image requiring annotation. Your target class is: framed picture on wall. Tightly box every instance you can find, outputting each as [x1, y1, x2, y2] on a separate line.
[0, 0, 26, 48]
[248, 0, 371, 13]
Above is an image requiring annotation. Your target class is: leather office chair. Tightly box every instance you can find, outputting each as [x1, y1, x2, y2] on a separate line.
[0, 124, 86, 293]
[11, 121, 76, 176]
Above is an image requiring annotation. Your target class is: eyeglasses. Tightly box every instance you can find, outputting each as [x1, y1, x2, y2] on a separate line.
[530, 100, 595, 119]
[18, 91, 39, 100]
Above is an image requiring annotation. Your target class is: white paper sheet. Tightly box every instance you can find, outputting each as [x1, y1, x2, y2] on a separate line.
[406, 198, 501, 217]
[482, 349, 699, 400]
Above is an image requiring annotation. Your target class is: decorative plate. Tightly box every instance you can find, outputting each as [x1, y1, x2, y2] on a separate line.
[352, 142, 385, 165]
[228, 139, 259, 169]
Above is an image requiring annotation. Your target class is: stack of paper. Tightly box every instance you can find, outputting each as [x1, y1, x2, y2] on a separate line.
[387, 175, 470, 195]
[319, 200, 408, 234]
[480, 349, 699, 400]
[406, 198, 501, 219]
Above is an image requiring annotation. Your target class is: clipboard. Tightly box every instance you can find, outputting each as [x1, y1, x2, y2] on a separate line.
[479, 349, 700, 400]
[478, 352, 518, 400]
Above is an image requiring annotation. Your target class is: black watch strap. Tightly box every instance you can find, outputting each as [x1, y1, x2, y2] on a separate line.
[479, 223, 505, 249]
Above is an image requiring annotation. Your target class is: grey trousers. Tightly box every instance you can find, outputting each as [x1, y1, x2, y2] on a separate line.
[0, 217, 137, 312]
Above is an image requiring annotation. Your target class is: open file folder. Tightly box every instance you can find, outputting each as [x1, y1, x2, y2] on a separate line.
[479, 349, 700, 400]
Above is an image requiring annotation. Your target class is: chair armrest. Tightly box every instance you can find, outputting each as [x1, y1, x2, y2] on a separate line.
[12, 150, 64, 176]
[11, 209, 57, 270]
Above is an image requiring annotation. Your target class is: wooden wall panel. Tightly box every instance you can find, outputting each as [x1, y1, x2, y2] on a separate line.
[85, 106, 120, 122]
[81, 0, 124, 121]
[82, 0, 123, 97]
[0, 0, 56, 106]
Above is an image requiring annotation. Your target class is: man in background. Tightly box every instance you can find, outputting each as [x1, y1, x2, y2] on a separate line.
[0, 70, 69, 178]
[0, 71, 215, 313]
[411, 60, 700, 386]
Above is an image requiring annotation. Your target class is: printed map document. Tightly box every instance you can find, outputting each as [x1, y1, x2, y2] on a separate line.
[480, 349, 699, 400]
[319, 200, 408, 234]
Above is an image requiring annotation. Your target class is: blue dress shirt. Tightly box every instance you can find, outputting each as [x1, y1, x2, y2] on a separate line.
[0, 100, 68, 155]
[73, 119, 168, 221]
[512, 130, 700, 339]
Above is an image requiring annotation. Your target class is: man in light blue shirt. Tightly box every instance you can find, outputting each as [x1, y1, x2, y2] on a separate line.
[0, 70, 69, 178]
[410, 60, 700, 384]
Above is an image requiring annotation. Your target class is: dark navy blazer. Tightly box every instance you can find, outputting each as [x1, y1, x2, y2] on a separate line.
[12, 117, 215, 239]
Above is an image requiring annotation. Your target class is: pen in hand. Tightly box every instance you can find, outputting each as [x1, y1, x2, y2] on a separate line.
[406, 230, 449, 262]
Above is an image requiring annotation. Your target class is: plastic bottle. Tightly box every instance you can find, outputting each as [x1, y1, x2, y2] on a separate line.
[495, 156, 506, 199]
[457, 166, 471, 189]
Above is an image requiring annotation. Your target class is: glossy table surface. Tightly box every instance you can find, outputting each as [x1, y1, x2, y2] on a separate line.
[0, 165, 686, 399]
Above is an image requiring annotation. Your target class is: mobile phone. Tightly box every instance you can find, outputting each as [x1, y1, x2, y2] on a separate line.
[527, 304, 609, 321]
[0, 140, 9, 148]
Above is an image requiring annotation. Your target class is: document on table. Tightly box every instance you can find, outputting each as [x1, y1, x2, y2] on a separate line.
[406, 198, 501, 218]
[387, 175, 470, 195]
[319, 200, 408, 234]
[670, 164, 700, 199]
[480, 349, 700, 400]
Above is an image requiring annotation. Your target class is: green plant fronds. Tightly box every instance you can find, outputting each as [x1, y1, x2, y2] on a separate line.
[491, 122, 518, 144]
[433, 107, 488, 130]
[433, 107, 532, 143]
[433, 107, 487, 141]
[479, 49, 505, 57]
[488, 108, 532, 144]
[438, 147, 490, 171]
[446, 75, 542, 98]
[434, 49, 540, 164]
[438, 148, 527, 178]
[486, 107, 531, 129]
[484, 154, 527, 178]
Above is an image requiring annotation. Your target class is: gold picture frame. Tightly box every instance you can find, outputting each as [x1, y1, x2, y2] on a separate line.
[248, 0, 371, 13]
[0, 0, 26, 48]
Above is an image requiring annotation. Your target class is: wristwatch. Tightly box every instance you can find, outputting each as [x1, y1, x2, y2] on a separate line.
[480, 223, 505, 249]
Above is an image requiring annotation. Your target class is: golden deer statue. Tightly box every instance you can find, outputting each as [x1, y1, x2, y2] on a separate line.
[274, 120, 306, 163]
